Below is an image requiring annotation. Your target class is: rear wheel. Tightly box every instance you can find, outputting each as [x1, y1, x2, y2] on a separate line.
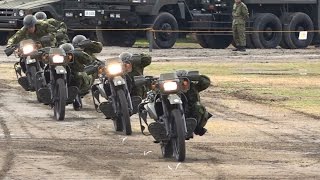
[171, 109, 186, 162]
[73, 95, 82, 111]
[117, 89, 132, 135]
[35, 71, 44, 103]
[113, 117, 123, 132]
[54, 78, 66, 121]
[161, 140, 173, 158]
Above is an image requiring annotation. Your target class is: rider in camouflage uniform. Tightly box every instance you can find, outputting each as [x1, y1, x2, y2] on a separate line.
[7, 15, 57, 47]
[232, 0, 249, 52]
[60, 43, 94, 96]
[177, 70, 212, 136]
[72, 35, 103, 59]
[34, 11, 70, 46]
[119, 52, 152, 98]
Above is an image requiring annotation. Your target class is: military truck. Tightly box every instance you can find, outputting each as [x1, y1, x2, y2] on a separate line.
[0, 0, 319, 49]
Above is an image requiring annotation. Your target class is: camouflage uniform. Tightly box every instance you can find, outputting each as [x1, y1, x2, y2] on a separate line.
[70, 49, 95, 95]
[78, 40, 103, 58]
[126, 53, 151, 98]
[40, 18, 69, 45]
[178, 72, 211, 135]
[7, 21, 57, 47]
[232, 1, 249, 48]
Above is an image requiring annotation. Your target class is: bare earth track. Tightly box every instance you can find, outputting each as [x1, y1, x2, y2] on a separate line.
[0, 46, 320, 179]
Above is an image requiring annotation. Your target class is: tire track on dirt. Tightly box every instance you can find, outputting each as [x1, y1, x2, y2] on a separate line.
[0, 117, 15, 180]
[1, 106, 35, 139]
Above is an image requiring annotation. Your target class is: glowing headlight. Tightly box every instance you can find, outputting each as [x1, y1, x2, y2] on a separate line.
[107, 63, 122, 75]
[163, 81, 178, 91]
[22, 45, 34, 54]
[132, 0, 141, 2]
[52, 55, 65, 64]
[18, 10, 24, 16]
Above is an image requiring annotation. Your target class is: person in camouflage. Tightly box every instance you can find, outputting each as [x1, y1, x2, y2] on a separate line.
[72, 35, 103, 59]
[176, 70, 212, 136]
[119, 52, 152, 98]
[232, 0, 249, 52]
[34, 12, 70, 46]
[7, 15, 57, 47]
[60, 43, 94, 96]
[72, 34, 103, 87]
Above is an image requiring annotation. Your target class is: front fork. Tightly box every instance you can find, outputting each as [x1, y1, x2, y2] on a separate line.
[50, 66, 68, 102]
[162, 96, 187, 138]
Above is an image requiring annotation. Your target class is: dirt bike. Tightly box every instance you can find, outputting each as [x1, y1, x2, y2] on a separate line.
[91, 58, 141, 135]
[5, 39, 46, 102]
[37, 47, 78, 120]
[135, 72, 197, 162]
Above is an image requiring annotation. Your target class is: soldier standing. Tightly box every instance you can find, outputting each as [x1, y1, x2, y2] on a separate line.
[232, 0, 249, 52]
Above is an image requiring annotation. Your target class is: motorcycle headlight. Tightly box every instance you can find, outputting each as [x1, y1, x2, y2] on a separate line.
[52, 55, 65, 64]
[163, 81, 178, 92]
[132, 0, 141, 2]
[22, 44, 34, 55]
[107, 63, 122, 75]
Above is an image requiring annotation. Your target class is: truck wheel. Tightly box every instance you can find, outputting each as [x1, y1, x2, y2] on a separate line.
[283, 12, 314, 49]
[252, 13, 282, 48]
[97, 30, 136, 47]
[204, 35, 232, 49]
[149, 12, 178, 49]
[196, 34, 208, 48]
[0, 31, 9, 45]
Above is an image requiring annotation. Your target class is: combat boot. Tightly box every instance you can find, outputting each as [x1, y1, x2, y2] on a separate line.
[239, 46, 246, 52]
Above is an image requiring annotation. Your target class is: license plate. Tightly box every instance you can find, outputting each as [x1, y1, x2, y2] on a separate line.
[85, 10, 95, 17]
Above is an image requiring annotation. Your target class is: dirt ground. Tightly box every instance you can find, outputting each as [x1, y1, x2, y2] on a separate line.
[0, 46, 320, 179]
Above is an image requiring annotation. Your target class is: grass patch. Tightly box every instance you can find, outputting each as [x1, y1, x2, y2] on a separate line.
[133, 35, 200, 48]
[145, 61, 320, 116]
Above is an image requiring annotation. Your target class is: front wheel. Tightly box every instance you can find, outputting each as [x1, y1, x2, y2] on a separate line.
[54, 78, 66, 121]
[171, 109, 186, 162]
[28, 65, 37, 91]
[117, 89, 132, 135]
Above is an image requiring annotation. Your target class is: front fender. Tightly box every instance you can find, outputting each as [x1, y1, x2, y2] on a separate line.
[113, 76, 126, 87]
[55, 66, 67, 74]
[26, 58, 37, 65]
[167, 94, 182, 104]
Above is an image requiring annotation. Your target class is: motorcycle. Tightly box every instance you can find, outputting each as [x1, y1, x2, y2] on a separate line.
[5, 39, 46, 102]
[135, 72, 198, 162]
[37, 47, 78, 120]
[91, 57, 141, 135]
